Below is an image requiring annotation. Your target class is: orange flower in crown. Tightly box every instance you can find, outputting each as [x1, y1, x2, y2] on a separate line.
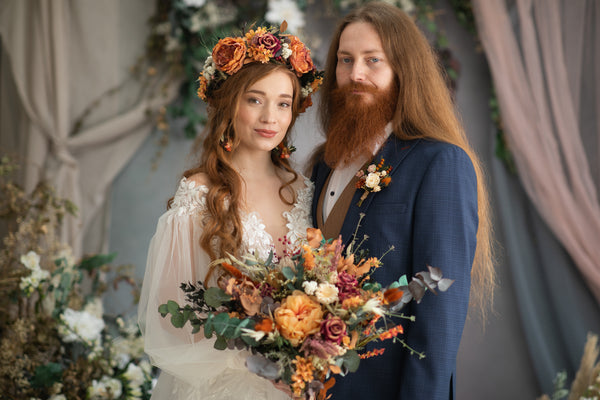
[288, 35, 314, 76]
[197, 22, 324, 112]
[212, 37, 247, 75]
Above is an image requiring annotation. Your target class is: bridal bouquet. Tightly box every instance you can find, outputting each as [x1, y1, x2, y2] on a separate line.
[159, 227, 453, 399]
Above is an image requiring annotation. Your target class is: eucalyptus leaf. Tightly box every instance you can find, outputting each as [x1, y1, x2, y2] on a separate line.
[214, 335, 228, 350]
[204, 318, 214, 338]
[246, 354, 281, 381]
[211, 313, 234, 336]
[167, 300, 180, 315]
[437, 278, 455, 292]
[204, 287, 231, 308]
[281, 266, 295, 281]
[341, 350, 361, 373]
[158, 303, 168, 317]
[171, 313, 185, 328]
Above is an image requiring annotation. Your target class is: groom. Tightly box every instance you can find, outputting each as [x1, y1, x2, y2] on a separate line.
[310, 2, 480, 399]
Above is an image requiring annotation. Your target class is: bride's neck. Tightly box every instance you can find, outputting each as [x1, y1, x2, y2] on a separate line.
[231, 150, 279, 182]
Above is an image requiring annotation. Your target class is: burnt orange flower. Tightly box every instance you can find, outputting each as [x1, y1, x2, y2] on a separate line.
[221, 262, 243, 279]
[341, 296, 364, 310]
[310, 76, 323, 92]
[274, 290, 323, 346]
[288, 35, 314, 76]
[302, 244, 315, 270]
[254, 317, 274, 332]
[212, 37, 246, 74]
[337, 253, 355, 273]
[383, 287, 404, 304]
[306, 228, 323, 248]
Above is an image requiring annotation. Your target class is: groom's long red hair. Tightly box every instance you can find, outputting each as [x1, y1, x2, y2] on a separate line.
[313, 1, 496, 317]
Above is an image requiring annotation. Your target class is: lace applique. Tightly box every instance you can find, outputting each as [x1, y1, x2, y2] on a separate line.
[170, 177, 209, 216]
[241, 212, 274, 260]
[170, 177, 314, 259]
[283, 177, 314, 247]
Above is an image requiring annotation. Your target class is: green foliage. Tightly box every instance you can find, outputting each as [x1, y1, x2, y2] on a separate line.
[341, 350, 360, 373]
[204, 287, 232, 308]
[31, 362, 64, 389]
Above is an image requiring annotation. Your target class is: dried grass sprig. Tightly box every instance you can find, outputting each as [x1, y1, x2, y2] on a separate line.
[568, 333, 600, 400]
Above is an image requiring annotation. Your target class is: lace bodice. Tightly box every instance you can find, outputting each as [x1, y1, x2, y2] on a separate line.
[170, 176, 314, 259]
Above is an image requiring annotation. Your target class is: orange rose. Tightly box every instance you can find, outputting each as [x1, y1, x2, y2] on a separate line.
[212, 37, 247, 75]
[274, 290, 323, 346]
[288, 35, 314, 76]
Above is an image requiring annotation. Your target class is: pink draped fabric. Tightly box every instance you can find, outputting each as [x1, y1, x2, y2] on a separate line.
[472, 0, 600, 302]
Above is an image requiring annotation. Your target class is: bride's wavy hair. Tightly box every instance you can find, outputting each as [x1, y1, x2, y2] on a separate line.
[314, 1, 496, 318]
[176, 62, 301, 268]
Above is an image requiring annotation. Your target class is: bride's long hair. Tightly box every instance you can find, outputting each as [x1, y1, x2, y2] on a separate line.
[175, 62, 301, 268]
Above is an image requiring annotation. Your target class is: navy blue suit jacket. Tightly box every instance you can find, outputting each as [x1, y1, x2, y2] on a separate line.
[311, 136, 478, 399]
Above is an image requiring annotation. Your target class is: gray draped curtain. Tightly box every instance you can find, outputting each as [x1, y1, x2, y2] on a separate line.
[0, 0, 179, 257]
[472, 0, 600, 393]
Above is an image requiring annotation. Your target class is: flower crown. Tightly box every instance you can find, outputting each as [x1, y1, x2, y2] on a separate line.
[197, 22, 324, 112]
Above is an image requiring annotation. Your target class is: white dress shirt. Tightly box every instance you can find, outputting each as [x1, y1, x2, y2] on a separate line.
[322, 123, 392, 222]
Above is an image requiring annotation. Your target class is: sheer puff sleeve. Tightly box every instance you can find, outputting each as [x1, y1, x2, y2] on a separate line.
[137, 179, 289, 399]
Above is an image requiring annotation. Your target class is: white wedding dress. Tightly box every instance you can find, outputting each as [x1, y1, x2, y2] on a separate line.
[138, 177, 314, 400]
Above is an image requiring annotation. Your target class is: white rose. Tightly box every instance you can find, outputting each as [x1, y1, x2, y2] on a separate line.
[315, 282, 339, 305]
[365, 173, 380, 189]
[84, 297, 104, 319]
[104, 377, 122, 399]
[373, 186, 381, 192]
[20, 251, 40, 270]
[59, 308, 105, 344]
[88, 379, 107, 399]
[124, 363, 145, 387]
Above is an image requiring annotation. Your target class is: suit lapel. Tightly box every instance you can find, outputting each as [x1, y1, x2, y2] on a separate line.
[311, 161, 331, 229]
[338, 136, 422, 247]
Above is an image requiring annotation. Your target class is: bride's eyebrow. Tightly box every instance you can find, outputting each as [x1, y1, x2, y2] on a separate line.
[246, 89, 293, 99]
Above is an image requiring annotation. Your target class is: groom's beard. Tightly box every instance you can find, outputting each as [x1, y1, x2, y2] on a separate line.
[323, 82, 397, 168]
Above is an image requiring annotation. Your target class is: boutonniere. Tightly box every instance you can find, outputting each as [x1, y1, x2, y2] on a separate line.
[355, 158, 392, 206]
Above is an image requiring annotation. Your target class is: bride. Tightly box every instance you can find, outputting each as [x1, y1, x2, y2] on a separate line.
[137, 27, 322, 399]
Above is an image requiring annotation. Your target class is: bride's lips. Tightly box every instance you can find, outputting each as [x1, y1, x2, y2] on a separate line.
[255, 129, 278, 138]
